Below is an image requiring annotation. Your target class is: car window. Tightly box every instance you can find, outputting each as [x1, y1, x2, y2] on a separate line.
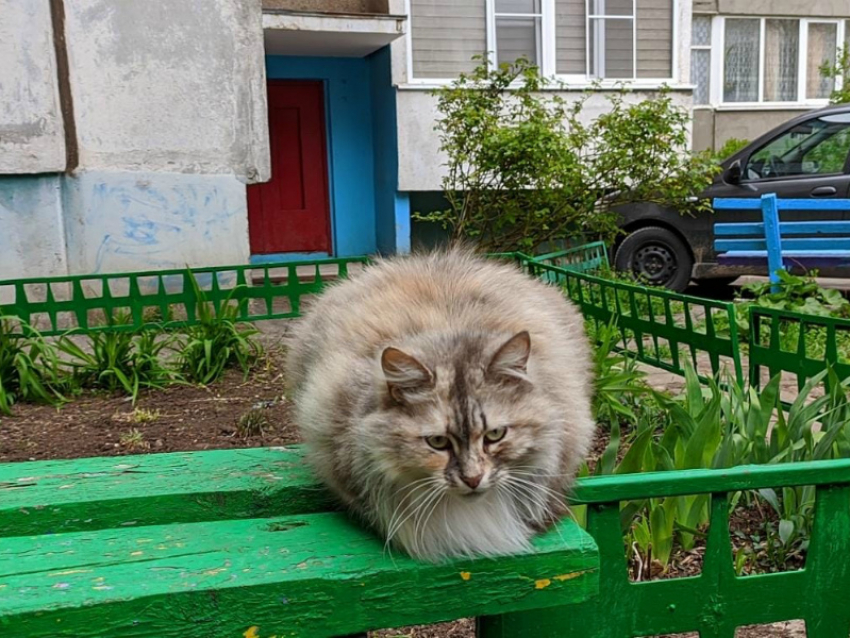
[744, 117, 850, 181]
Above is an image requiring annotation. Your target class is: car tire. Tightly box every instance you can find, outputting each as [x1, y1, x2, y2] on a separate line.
[614, 226, 693, 292]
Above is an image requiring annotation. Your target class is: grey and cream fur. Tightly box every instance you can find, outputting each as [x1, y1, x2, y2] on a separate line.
[286, 250, 595, 561]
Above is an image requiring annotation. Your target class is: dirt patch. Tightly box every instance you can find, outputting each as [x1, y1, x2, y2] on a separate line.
[0, 352, 298, 463]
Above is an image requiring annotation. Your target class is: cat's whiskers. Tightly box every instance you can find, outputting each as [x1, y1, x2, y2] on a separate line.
[410, 484, 448, 557]
[385, 478, 443, 549]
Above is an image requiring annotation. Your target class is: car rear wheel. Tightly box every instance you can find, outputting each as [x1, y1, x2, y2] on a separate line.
[614, 226, 693, 292]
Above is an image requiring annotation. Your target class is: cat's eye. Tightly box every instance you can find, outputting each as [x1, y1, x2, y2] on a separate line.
[425, 435, 451, 451]
[484, 427, 507, 443]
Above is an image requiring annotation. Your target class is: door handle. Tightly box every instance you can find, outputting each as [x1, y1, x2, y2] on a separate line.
[811, 186, 837, 196]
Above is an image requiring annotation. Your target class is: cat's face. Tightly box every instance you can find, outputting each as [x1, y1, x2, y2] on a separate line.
[371, 332, 558, 498]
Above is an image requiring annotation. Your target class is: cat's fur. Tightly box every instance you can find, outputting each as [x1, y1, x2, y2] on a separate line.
[286, 249, 594, 561]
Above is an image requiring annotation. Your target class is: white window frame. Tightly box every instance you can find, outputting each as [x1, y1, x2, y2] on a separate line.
[712, 15, 847, 109]
[486, 0, 556, 75]
[690, 13, 712, 108]
[403, 0, 681, 88]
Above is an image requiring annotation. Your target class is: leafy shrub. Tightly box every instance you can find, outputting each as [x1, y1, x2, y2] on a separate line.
[177, 280, 262, 385]
[820, 47, 850, 105]
[713, 137, 750, 161]
[0, 317, 66, 414]
[419, 58, 719, 253]
[741, 270, 850, 318]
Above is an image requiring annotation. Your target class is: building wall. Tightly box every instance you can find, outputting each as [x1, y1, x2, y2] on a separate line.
[715, 0, 849, 18]
[63, 0, 269, 182]
[396, 88, 694, 192]
[368, 46, 410, 255]
[0, 176, 67, 281]
[265, 56, 378, 258]
[0, 0, 270, 280]
[0, 1, 65, 174]
[692, 108, 811, 153]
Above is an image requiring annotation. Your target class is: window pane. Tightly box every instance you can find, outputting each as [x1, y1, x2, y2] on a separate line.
[745, 117, 850, 180]
[692, 49, 711, 104]
[692, 15, 711, 47]
[807, 23, 838, 100]
[764, 20, 799, 102]
[724, 19, 760, 103]
[587, 0, 633, 17]
[495, 0, 541, 14]
[496, 16, 540, 66]
[589, 18, 635, 78]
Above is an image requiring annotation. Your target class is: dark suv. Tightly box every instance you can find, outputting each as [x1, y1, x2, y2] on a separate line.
[613, 104, 850, 291]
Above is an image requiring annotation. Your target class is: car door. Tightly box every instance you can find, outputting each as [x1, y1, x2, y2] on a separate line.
[707, 112, 850, 274]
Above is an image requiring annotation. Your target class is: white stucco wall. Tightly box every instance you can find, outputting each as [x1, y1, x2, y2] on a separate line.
[0, 1, 66, 174]
[396, 88, 694, 192]
[63, 0, 270, 183]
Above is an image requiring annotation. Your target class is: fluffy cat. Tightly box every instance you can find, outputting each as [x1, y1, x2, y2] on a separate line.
[285, 249, 595, 561]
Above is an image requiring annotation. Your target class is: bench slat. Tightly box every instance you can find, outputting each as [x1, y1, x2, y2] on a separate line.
[0, 512, 598, 637]
[713, 198, 850, 211]
[715, 221, 850, 236]
[716, 238, 850, 252]
[0, 447, 334, 537]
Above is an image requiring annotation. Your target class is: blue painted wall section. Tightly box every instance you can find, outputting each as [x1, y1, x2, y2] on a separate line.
[368, 46, 409, 254]
[61, 171, 249, 275]
[0, 175, 68, 282]
[266, 56, 379, 258]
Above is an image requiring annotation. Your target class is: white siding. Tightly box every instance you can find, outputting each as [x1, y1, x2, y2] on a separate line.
[411, 0, 487, 78]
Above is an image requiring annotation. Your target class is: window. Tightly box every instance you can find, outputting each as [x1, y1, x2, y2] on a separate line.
[718, 17, 845, 105]
[807, 22, 838, 100]
[691, 15, 712, 105]
[744, 114, 850, 181]
[406, 0, 675, 84]
[494, 0, 544, 67]
[723, 18, 760, 103]
[587, 0, 635, 79]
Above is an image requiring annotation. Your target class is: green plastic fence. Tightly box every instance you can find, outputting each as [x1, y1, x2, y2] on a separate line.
[530, 240, 610, 273]
[481, 458, 850, 637]
[749, 305, 850, 391]
[0, 257, 369, 337]
[517, 254, 746, 386]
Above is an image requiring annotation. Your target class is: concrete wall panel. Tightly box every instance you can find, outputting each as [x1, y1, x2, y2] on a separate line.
[0, 1, 66, 174]
[63, 0, 269, 182]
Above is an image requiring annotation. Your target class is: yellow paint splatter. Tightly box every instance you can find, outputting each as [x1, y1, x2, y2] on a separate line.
[203, 568, 227, 576]
[553, 571, 587, 582]
[534, 578, 551, 589]
[130, 551, 144, 557]
[244, 627, 260, 638]
[459, 572, 471, 581]
[50, 569, 92, 577]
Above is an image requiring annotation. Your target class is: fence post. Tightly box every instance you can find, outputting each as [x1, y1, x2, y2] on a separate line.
[761, 193, 783, 294]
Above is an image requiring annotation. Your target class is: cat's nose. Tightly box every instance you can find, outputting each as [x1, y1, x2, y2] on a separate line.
[461, 474, 483, 490]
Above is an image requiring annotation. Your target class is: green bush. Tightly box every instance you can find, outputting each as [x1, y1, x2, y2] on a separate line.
[419, 58, 719, 253]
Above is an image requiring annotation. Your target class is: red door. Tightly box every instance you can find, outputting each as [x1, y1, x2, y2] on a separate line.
[248, 81, 332, 254]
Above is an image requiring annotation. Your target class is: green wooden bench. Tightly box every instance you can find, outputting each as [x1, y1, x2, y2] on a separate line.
[0, 447, 599, 638]
[3, 447, 850, 637]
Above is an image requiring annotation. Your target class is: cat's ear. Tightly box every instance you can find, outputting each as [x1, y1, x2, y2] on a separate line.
[488, 331, 531, 382]
[381, 347, 434, 403]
